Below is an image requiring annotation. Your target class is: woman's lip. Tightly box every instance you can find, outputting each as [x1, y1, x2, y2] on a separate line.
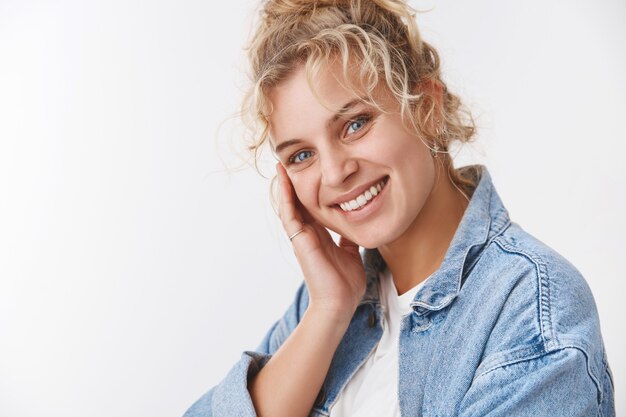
[335, 177, 389, 221]
[330, 176, 389, 207]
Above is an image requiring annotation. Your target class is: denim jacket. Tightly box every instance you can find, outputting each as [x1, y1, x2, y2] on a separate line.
[184, 166, 615, 417]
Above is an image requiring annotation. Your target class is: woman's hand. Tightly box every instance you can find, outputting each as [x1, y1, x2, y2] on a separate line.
[275, 163, 367, 320]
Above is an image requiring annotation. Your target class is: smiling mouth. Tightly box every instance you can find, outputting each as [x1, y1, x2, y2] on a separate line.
[336, 176, 389, 212]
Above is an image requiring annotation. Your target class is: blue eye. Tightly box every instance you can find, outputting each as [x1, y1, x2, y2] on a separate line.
[346, 116, 370, 135]
[289, 150, 313, 164]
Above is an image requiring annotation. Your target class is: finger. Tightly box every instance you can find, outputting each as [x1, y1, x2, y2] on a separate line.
[307, 220, 336, 249]
[287, 186, 339, 249]
[339, 235, 360, 254]
[275, 163, 304, 234]
[275, 164, 341, 253]
[294, 196, 316, 225]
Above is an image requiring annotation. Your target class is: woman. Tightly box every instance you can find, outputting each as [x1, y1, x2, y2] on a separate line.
[185, 1, 614, 416]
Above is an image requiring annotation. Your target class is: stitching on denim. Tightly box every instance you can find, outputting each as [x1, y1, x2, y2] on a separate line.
[563, 345, 604, 407]
[410, 294, 455, 312]
[597, 351, 615, 417]
[493, 237, 556, 350]
[472, 346, 603, 410]
[603, 348, 615, 391]
[411, 320, 433, 333]
[474, 344, 545, 379]
[569, 344, 604, 406]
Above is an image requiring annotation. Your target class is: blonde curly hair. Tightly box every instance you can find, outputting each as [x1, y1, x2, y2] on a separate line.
[242, 0, 477, 196]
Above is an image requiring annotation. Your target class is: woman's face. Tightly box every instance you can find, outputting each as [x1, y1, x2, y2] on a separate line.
[268, 63, 436, 249]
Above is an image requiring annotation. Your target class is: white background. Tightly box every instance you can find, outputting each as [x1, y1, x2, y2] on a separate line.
[1, 0, 624, 416]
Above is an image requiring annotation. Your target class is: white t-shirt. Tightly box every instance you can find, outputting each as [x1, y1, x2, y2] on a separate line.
[329, 268, 426, 417]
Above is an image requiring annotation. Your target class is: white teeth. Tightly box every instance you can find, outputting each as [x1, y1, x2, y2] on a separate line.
[338, 178, 387, 212]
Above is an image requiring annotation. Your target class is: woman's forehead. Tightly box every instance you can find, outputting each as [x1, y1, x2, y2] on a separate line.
[268, 61, 394, 119]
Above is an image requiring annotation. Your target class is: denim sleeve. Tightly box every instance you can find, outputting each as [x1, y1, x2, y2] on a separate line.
[459, 347, 614, 417]
[183, 282, 310, 417]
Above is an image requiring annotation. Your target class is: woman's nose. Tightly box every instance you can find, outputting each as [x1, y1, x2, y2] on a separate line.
[320, 147, 358, 187]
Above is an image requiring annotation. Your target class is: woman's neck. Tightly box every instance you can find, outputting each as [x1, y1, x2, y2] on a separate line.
[378, 167, 469, 295]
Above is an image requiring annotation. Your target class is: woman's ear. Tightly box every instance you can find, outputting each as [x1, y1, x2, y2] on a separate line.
[414, 78, 444, 135]
[418, 78, 443, 109]
[432, 80, 444, 108]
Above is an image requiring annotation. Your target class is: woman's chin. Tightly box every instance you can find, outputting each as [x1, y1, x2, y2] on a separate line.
[336, 229, 389, 250]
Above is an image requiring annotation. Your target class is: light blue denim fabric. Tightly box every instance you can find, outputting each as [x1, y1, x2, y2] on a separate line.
[184, 166, 614, 417]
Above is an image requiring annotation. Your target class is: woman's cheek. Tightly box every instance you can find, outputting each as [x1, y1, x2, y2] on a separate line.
[291, 177, 316, 211]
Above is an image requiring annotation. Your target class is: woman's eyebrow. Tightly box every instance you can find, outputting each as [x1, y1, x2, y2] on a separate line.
[274, 138, 303, 155]
[273, 99, 364, 155]
[329, 99, 363, 124]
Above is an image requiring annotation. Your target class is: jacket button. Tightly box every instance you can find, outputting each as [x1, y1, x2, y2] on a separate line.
[368, 310, 377, 328]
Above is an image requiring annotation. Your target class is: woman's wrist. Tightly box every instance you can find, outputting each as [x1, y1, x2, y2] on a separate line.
[306, 300, 359, 328]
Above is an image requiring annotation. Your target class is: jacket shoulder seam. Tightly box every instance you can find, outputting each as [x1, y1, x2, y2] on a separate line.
[474, 345, 604, 408]
[473, 343, 546, 380]
[493, 236, 557, 350]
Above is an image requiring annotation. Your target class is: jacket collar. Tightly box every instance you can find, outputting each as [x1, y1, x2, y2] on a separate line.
[359, 165, 511, 311]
